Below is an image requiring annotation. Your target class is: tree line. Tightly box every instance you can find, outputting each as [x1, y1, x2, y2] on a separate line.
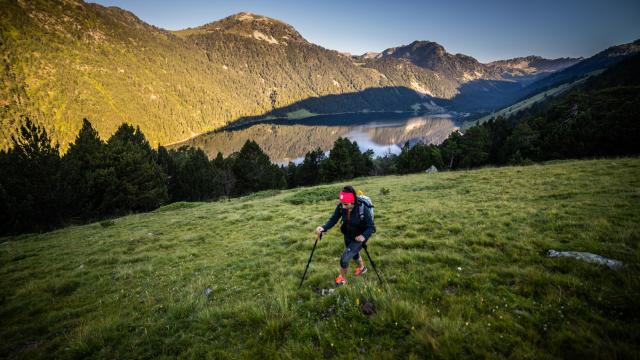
[0, 118, 286, 235]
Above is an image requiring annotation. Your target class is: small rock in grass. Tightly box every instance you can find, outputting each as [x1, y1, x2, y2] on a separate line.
[314, 288, 335, 296]
[444, 286, 457, 295]
[361, 300, 376, 316]
[204, 288, 213, 297]
[547, 249, 623, 269]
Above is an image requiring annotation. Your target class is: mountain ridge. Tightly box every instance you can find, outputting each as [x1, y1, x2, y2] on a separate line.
[361, 40, 583, 83]
[0, 1, 621, 152]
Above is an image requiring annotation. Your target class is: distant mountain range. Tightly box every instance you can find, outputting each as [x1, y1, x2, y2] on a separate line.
[1, 0, 637, 151]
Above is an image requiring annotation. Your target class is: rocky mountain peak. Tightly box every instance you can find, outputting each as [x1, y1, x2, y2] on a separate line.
[374, 40, 490, 82]
[192, 12, 307, 45]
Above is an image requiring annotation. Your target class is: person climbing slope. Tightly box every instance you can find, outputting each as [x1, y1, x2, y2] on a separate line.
[316, 185, 375, 286]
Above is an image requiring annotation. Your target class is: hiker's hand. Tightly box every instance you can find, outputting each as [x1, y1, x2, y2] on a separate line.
[355, 235, 365, 242]
[316, 226, 324, 236]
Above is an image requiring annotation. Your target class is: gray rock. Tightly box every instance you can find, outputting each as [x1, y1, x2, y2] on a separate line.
[514, 309, 530, 317]
[426, 165, 438, 174]
[204, 288, 213, 297]
[315, 288, 335, 296]
[547, 249, 623, 269]
[443, 286, 457, 295]
[361, 300, 376, 315]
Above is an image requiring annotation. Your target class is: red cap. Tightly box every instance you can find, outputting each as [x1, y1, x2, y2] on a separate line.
[339, 192, 355, 203]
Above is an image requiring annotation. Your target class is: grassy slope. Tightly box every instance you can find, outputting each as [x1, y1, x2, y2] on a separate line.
[464, 71, 603, 130]
[1, 158, 639, 358]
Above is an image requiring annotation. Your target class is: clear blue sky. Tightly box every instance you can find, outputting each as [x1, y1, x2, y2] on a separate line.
[91, 0, 640, 63]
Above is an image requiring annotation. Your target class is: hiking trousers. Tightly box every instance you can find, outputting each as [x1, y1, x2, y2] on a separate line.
[340, 235, 365, 269]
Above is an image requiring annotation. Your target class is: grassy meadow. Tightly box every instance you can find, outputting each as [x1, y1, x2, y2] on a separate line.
[1, 158, 639, 358]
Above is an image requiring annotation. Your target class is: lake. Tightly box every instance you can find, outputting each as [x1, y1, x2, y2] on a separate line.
[172, 112, 460, 164]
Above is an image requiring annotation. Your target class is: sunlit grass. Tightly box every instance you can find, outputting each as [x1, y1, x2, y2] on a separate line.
[1, 158, 639, 358]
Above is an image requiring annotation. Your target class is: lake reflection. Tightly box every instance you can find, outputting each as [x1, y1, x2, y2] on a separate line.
[343, 115, 458, 159]
[175, 113, 459, 164]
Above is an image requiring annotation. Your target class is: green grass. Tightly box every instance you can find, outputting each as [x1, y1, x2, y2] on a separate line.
[1, 158, 640, 358]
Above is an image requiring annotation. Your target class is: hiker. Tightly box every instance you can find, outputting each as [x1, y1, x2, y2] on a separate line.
[316, 185, 375, 286]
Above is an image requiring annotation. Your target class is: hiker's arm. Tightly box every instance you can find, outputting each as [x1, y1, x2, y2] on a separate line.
[362, 207, 375, 240]
[321, 204, 341, 231]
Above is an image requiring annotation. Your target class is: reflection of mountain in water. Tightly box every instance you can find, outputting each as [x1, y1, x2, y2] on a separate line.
[356, 116, 458, 148]
[174, 114, 458, 163]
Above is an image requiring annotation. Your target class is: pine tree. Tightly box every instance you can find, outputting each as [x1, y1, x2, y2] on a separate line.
[232, 140, 276, 195]
[324, 137, 355, 181]
[297, 148, 325, 186]
[485, 117, 512, 165]
[168, 146, 221, 201]
[440, 130, 463, 169]
[458, 126, 490, 168]
[354, 148, 374, 178]
[99, 124, 168, 216]
[373, 150, 398, 175]
[217, 152, 237, 199]
[273, 165, 288, 190]
[396, 142, 412, 174]
[506, 121, 539, 163]
[0, 118, 63, 234]
[61, 119, 107, 220]
[285, 162, 298, 189]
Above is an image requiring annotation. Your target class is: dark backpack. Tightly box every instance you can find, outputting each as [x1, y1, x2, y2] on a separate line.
[357, 195, 375, 233]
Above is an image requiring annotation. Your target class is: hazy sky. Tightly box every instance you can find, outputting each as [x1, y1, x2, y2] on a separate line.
[91, 0, 640, 63]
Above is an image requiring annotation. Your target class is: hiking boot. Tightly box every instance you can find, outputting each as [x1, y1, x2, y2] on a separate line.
[355, 266, 368, 276]
[335, 274, 346, 286]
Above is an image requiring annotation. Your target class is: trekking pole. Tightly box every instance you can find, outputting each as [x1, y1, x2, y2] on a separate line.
[363, 243, 383, 283]
[298, 232, 322, 289]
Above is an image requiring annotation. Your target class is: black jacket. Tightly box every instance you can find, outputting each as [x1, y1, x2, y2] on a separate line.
[322, 202, 375, 240]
